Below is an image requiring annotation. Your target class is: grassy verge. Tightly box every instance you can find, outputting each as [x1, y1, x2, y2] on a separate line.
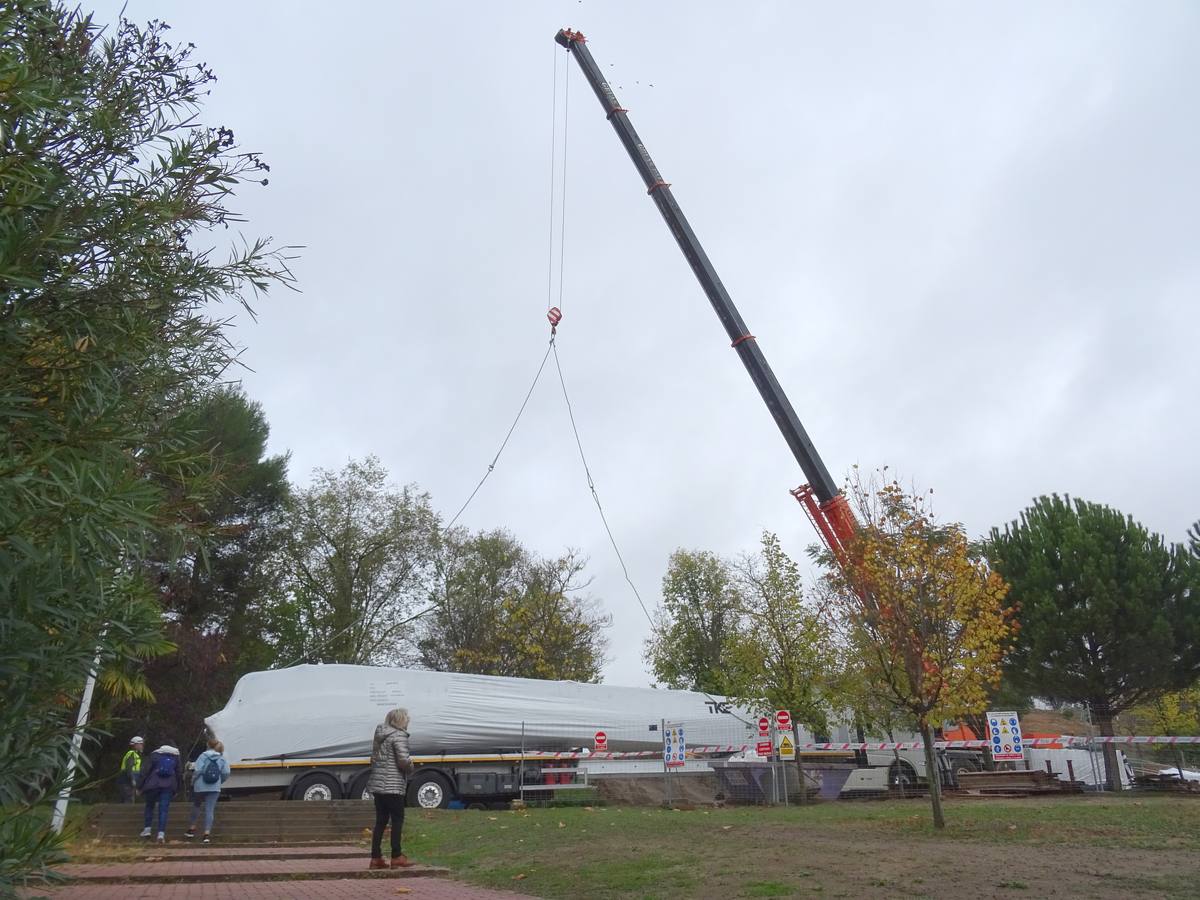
[400, 795, 1200, 899]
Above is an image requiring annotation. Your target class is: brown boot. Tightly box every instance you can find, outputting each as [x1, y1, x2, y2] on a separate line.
[391, 855, 415, 868]
[369, 856, 388, 870]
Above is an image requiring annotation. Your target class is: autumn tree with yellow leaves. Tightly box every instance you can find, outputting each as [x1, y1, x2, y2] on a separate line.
[1126, 683, 1200, 776]
[820, 471, 1015, 828]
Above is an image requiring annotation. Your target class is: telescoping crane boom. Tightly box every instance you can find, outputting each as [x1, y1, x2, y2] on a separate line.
[554, 28, 857, 561]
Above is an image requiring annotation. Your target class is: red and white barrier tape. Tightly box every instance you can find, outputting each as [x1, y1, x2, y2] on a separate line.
[523, 735, 1200, 761]
[524, 744, 749, 761]
[1060, 735, 1200, 745]
[795, 735, 1200, 751]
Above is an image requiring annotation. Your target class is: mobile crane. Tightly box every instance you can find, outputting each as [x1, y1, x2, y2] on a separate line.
[554, 29, 857, 560]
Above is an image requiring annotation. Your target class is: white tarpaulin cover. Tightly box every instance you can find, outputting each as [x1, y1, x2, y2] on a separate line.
[206, 664, 752, 763]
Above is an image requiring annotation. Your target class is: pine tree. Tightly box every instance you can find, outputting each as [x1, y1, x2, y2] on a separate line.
[987, 496, 1200, 789]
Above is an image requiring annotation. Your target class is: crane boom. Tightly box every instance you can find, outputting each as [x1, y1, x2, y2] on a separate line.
[554, 28, 857, 559]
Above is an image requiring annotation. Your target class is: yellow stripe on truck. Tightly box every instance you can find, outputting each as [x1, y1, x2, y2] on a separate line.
[231, 754, 540, 770]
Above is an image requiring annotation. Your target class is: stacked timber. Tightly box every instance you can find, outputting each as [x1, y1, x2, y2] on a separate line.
[955, 770, 1084, 797]
[1133, 774, 1200, 793]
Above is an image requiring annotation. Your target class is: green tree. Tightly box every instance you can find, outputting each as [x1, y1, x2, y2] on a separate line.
[644, 550, 744, 694]
[725, 532, 841, 736]
[1125, 682, 1200, 776]
[0, 2, 289, 884]
[265, 457, 438, 666]
[724, 532, 843, 804]
[152, 388, 290, 635]
[420, 529, 524, 673]
[987, 495, 1200, 790]
[420, 529, 610, 682]
[823, 472, 1014, 828]
[97, 387, 289, 778]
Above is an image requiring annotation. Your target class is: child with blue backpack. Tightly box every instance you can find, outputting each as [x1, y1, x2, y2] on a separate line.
[137, 740, 183, 842]
[185, 739, 231, 843]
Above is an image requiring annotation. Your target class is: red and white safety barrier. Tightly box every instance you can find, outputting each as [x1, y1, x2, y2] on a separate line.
[519, 735, 1200, 761]
[793, 735, 1200, 752]
[1062, 735, 1200, 745]
[522, 744, 750, 761]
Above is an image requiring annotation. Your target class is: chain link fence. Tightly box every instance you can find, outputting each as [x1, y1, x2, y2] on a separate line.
[510, 717, 1200, 806]
[511, 715, 854, 807]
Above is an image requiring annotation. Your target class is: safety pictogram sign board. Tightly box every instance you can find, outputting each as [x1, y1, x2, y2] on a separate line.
[663, 722, 686, 768]
[755, 740, 773, 756]
[777, 733, 796, 760]
[987, 710, 1024, 761]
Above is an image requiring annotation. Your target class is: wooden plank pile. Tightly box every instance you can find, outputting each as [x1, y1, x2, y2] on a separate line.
[955, 769, 1085, 797]
[1134, 773, 1200, 794]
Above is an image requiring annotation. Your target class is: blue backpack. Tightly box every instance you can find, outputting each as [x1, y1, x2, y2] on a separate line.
[155, 753, 178, 780]
[201, 755, 222, 785]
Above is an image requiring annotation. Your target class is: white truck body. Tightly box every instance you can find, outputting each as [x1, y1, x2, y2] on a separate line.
[205, 664, 756, 803]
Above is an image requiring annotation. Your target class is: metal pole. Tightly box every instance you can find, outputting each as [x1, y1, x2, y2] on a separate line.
[51, 644, 104, 835]
[793, 722, 807, 806]
[1084, 704, 1102, 789]
[661, 719, 671, 808]
[769, 721, 779, 806]
[519, 721, 526, 801]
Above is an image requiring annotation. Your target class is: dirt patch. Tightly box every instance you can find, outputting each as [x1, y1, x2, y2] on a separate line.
[594, 774, 721, 807]
[684, 828, 1199, 899]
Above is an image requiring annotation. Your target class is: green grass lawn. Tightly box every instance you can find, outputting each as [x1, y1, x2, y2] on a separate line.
[400, 796, 1200, 899]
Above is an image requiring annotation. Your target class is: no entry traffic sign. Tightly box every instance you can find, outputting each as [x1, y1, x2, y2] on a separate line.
[758, 716, 770, 737]
[776, 709, 792, 731]
[594, 730, 608, 752]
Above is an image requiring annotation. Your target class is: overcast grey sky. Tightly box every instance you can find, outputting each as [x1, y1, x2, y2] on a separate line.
[101, 1, 1199, 686]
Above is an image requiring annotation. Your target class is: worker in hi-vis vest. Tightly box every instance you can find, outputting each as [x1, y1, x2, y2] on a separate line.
[117, 736, 145, 803]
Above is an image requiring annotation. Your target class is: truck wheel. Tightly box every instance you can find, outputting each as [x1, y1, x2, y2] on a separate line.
[289, 772, 342, 802]
[953, 757, 982, 777]
[888, 760, 918, 790]
[408, 772, 453, 810]
[349, 771, 373, 801]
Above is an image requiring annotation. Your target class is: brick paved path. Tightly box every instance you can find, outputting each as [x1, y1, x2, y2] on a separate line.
[23, 878, 525, 899]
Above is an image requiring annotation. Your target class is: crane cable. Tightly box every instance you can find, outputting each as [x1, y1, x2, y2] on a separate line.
[551, 341, 654, 626]
[555, 54, 569, 313]
[279, 47, 652, 667]
[281, 57, 572, 668]
[545, 43, 560, 314]
[544, 45, 653, 627]
[445, 338, 554, 531]
[277, 338, 555, 669]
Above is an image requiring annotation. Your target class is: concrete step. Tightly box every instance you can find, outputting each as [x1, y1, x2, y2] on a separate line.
[84, 801, 385, 843]
[128, 846, 363, 861]
[57, 858, 448, 884]
[90, 844, 360, 849]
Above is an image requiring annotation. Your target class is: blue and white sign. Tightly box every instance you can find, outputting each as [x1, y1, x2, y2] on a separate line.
[987, 709, 1024, 761]
[663, 722, 686, 769]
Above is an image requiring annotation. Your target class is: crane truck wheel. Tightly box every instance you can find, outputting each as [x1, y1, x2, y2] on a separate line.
[289, 771, 343, 802]
[887, 760, 918, 790]
[407, 771, 453, 810]
[349, 770, 373, 801]
[953, 757, 982, 777]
